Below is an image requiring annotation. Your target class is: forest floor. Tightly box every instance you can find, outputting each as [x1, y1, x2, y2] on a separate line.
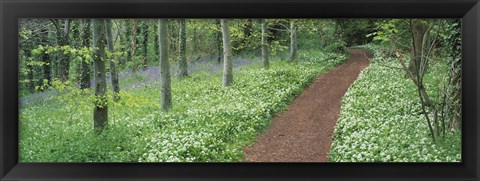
[243, 49, 372, 162]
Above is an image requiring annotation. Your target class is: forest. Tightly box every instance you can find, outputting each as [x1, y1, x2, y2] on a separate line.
[19, 18, 461, 162]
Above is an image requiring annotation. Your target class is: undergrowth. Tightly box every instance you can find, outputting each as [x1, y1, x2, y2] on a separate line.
[19, 50, 346, 162]
[330, 44, 461, 162]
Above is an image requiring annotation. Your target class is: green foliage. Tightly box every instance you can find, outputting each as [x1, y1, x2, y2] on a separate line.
[19, 50, 346, 162]
[439, 19, 461, 128]
[366, 19, 412, 57]
[25, 45, 126, 87]
[297, 20, 347, 54]
[330, 44, 461, 162]
[298, 50, 347, 66]
[19, 18, 460, 163]
[335, 19, 378, 46]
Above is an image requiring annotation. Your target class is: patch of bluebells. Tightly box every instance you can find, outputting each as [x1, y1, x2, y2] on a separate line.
[21, 57, 260, 107]
[94, 57, 260, 91]
[19, 90, 55, 107]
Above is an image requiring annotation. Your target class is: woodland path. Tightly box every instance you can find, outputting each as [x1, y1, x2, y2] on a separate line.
[243, 49, 372, 162]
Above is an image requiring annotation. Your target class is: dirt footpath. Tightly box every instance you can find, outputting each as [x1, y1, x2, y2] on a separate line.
[243, 49, 372, 162]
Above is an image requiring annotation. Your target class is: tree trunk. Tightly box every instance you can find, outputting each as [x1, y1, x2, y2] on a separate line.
[56, 19, 70, 82]
[215, 19, 222, 64]
[178, 19, 188, 78]
[159, 19, 172, 111]
[261, 19, 269, 69]
[192, 26, 199, 60]
[131, 20, 138, 71]
[289, 20, 298, 62]
[410, 20, 435, 141]
[410, 20, 429, 77]
[410, 21, 432, 107]
[106, 19, 120, 101]
[71, 20, 81, 82]
[121, 20, 132, 66]
[153, 21, 160, 58]
[25, 48, 35, 93]
[92, 19, 108, 132]
[80, 19, 91, 89]
[142, 20, 149, 69]
[243, 19, 253, 49]
[41, 26, 52, 87]
[221, 19, 233, 87]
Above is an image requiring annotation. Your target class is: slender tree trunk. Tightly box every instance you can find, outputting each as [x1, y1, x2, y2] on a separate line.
[159, 19, 172, 111]
[215, 19, 222, 64]
[55, 19, 71, 82]
[142, 20, 149, 69]
[192, 26, 199, 60]
[261, 19, 269, 69]
[71, 20, 81, 82]
[242, 19, 253, 50]
[131, 20, 138, 71]
[121, 20, 132, 66]
[106, 19, 120, 101]
[221, 19, 233, 87]
[41, 26, 52, 87]
[25, 47, 35, 93]
[246, 19, 253, 37]
[289, 20, 298, 62]
[54, 20, 64, 80]
[153, 21, 160, 58]
[42, 51, 51, 87]
[63, 19, 71, 82]
[80, 19, 91, 89]
[178, 19, 188, 78]
[92, 19, 108, 132]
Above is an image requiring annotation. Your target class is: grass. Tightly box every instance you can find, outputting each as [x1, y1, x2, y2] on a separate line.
[19, 50, 346, 162]
[329, 45, 461, 162]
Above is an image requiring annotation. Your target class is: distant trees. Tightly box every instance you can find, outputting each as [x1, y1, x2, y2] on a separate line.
[40, 26, 52, 88]
[335, 19, 377, 47]
[92, 19, 108, 132]
[17, 18, 464, 141]
[178, 19, 188, 78]
[19, 18, 352, 131]
[23, 40, 34, 93]
[130, 20, 139, 71]
[221, 19, 233, 87]
[120, 20, 132, 66]
[159, 19, 172, 110]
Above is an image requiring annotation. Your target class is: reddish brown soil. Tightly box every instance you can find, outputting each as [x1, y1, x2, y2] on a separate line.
[243, 49, 372, 162]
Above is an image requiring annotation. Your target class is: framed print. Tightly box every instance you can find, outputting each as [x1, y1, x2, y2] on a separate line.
[1, 0, 479, 180]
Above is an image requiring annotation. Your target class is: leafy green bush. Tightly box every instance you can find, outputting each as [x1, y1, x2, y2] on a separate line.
[329, 45, 461, 162]
[323, 40, 348, 54]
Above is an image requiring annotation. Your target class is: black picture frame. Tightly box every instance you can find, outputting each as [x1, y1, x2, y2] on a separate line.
[1, 0, 479, 180]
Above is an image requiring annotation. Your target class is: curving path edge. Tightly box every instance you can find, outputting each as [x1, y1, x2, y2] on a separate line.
[243, 49, 372, 162]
